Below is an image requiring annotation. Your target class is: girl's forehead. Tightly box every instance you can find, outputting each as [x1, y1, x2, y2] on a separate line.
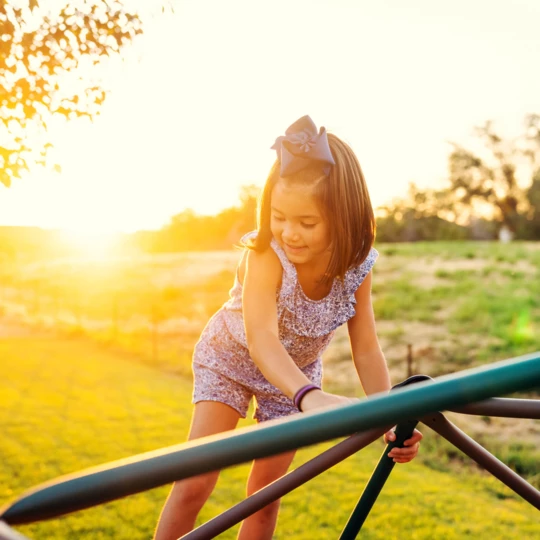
[271, 181, 322, 216]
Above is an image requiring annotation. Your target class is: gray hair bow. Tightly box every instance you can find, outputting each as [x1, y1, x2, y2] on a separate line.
[271, 115, 335, 177]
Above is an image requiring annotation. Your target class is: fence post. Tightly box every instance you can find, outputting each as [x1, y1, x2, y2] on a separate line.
[407, 344, 413, 378]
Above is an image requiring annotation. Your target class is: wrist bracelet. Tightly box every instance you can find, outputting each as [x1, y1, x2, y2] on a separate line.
[293, 384, 321, 411]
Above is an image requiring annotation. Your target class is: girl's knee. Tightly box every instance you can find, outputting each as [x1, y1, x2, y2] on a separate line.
[170, 474, 217, 510]
[247, 467, 288, 498]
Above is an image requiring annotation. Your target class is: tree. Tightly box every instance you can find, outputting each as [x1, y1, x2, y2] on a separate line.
[0, 0, 144, 187]
[521, 168, 540, 239]
[375, 183, 467, 242]
[527, 169, 540, 214]
[134, 185, 261, 253]
[523, 113, 540, 169]
[236, 183, 259, 231]
[446, 119, 536, 238]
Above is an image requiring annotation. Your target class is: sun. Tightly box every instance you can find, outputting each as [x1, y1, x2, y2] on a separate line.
[59, 228, 122, 260]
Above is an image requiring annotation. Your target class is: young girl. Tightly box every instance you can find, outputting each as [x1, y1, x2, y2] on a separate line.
[154, 115, 422, 540]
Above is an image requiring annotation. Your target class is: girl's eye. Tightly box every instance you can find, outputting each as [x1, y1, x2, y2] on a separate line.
[301, 223, 316, 229]
[272, 215, 285, 222]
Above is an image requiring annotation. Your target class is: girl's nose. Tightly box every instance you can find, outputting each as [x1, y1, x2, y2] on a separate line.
[283, 225, 300, 242]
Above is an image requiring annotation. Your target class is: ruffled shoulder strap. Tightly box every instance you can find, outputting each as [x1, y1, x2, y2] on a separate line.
[240, 230, 258, 245]
[269, 238, 296, 278]
[344, 247, 379, 296]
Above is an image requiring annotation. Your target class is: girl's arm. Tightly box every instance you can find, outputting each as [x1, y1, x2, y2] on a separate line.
[242, 247, 312, 399]
[242, 248, 350, 408]
[346, 271, 392, 396]
[348, 270, 423, 462]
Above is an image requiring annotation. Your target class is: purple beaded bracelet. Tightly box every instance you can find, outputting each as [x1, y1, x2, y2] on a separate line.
[293, 384, 321, 411]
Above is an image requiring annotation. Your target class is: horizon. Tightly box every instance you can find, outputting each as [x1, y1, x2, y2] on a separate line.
[1, 0, 539, 234]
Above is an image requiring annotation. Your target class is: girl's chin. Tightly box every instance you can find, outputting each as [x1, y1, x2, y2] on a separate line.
[285, 252, 312, 267]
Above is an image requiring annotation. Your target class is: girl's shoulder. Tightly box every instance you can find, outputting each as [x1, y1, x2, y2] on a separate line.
[240, 230, 295, 276]
[237, 231, 286, 287]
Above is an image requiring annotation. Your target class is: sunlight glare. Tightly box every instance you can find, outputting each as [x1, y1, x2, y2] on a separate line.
[60, 228, 121, 261]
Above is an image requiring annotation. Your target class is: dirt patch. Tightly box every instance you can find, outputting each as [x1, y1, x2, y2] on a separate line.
[446, 411, 540, 448]
[415, 257, 537, 276]
[412, 275, 453, 289]
[373, 254, 538, 289]
[322, 322, 450, 392]
[322, 318, 506, 392]
[415, 258, 488, 273]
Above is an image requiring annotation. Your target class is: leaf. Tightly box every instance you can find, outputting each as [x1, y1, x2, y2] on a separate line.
[0, 171, 12, 187]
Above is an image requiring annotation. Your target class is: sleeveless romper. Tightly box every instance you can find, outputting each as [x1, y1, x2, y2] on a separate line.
[192, 232, 378, 422]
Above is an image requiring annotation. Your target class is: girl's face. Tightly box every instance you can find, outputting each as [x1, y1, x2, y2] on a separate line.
[270, 179, 331, 267]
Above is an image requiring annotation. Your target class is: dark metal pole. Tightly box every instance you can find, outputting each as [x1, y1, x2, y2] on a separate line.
[339, 420, 418, 540]
[181, 428, 388, 540]
[421, 412, 540, 509]
[450, 398, 540, 419]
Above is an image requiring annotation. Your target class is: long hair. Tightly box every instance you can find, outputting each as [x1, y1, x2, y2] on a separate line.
[248, 133, 375, 284]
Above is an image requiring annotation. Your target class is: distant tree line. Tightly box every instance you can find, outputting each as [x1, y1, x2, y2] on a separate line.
[135, 115, 540, 249]
[125, 185, 260, 252]
[376, 175, 540, 243]
[377, 115, 540, 242]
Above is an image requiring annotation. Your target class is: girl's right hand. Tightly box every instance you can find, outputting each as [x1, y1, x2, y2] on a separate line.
[299, 390, 358, 413]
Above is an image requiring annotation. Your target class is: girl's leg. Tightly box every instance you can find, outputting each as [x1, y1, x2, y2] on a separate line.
[154, 401, 241, 540]
[237, 450, 296, 540]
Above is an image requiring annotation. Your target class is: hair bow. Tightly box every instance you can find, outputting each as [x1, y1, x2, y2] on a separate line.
[271, 115, 335, 177]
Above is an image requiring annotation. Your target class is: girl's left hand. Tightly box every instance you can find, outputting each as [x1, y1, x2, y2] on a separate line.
[384, 428, 423, 463]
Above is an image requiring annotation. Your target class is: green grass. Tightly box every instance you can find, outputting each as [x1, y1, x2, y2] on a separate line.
[1, 240, 539, 526]
[371, 242, 540, 370]
[1, 241, 539, 376]
[378, 240, 540, 263]
[0, 336, 539, 539]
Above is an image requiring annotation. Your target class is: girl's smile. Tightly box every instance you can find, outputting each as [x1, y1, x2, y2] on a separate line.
[284, 243, 306, 253]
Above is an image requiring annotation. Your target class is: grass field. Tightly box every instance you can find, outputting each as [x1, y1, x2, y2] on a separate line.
[2, 240, 538, 480]
[1, 240, 539, 537]
[2, 241, 539, 380]
[1, 335, 539, 539]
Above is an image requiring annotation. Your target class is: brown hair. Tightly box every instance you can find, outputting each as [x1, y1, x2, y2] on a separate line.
[248, 132, 375, 284]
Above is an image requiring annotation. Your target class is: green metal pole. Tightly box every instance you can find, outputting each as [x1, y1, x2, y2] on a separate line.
[339, 420, 418, 539]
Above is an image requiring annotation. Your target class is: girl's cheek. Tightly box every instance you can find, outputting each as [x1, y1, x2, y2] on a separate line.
[271, 222, 282, 236]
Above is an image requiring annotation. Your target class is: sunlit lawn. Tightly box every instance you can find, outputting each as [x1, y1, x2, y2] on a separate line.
[2, 242, 539, 379]
[0, 335, 539, 539]
[1, 240, 539, 509]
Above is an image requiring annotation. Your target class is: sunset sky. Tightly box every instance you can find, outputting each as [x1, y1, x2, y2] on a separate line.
[1, 0, 540, 233]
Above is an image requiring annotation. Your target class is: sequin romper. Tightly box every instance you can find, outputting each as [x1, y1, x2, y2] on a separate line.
[192, 232, 378, 422]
